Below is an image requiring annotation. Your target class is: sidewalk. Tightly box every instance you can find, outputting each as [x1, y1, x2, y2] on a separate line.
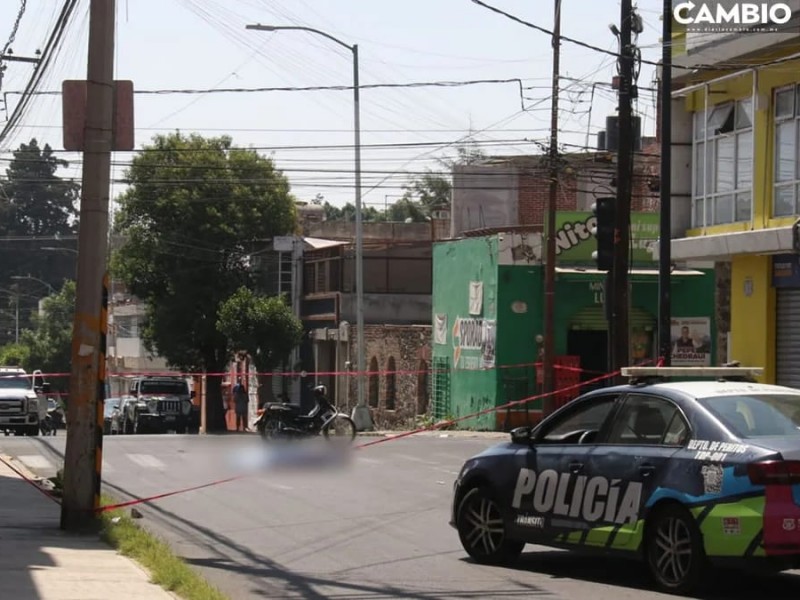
[0, 457, 176, 600]
[357, 429, 510, 439]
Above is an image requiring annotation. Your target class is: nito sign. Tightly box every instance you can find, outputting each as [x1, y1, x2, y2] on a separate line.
[674, 2, 792, 31]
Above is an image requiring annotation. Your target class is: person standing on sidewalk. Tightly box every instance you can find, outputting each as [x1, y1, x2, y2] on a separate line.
[233, 377, 249, 432]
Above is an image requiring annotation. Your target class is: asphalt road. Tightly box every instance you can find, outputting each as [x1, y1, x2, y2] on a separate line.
[2, 432, 800, 599]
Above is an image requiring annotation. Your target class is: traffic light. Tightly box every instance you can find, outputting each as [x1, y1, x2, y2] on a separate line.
[590, 197, 615, 271]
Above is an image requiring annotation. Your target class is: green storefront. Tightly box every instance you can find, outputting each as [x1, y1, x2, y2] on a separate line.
[431, 211, 717, 430]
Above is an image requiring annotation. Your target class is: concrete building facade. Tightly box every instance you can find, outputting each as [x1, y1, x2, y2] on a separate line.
[665, 4, 800, 385]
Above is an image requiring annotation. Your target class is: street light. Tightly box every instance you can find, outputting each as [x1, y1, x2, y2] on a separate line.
[41, 246, 79, 255]
[11, 274, 55, 295]
[0, 287, 20, 344]
[245, 23, 371, 431]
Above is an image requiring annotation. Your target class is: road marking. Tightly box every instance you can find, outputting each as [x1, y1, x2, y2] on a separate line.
[269, 483, 293, 491]
[17, 454, 54, 471]
[126, 454, 166, 469]
[101, 461, 115, 473]
[356, 456, 382, 464]
[395, 454, 439, 465]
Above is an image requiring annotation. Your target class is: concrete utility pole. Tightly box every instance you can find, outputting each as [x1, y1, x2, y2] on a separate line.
[245, 24, 372, 431]
[611, 0, 635, 379]
[542, 0, 562, 416]
[658, 0, 673, 366]
[61, 0, 115, 532]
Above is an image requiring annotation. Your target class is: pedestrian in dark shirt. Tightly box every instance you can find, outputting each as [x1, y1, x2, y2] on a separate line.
[233, 377, 249, 432]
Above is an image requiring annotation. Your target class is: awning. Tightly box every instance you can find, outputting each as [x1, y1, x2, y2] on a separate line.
[555, 267, 705, 276]
[303, 237, 349, 250]
[660, 226, 794, 261]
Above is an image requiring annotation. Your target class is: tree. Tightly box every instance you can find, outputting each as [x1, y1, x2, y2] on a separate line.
[0, 138, 79, 236]
[0, 139, 80, 346]
[0, 280, 76, 392]
[216, 287, 303, 406]
[400, 142, 486, 218]
[111, 133, 298, 432]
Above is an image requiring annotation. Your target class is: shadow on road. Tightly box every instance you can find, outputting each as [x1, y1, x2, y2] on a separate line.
[494, 550, 800, 599]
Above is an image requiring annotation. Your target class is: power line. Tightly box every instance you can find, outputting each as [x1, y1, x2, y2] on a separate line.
[470, 0, 800, 72]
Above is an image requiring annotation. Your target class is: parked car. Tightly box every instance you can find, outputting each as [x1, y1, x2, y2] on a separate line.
[103, 397, 122, 435]
[121, 376, 197, 434]
[450, 366, 800, 595]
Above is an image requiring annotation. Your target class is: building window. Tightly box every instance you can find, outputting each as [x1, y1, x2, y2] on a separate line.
[368, 357, 379, 407]
[774, 84, 800, 217]
[692, 99, 753, 227]
[385, 357, 396, 411]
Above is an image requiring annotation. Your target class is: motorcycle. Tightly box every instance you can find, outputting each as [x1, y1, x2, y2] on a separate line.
[40, 403, 64, 436]
[254, 385, 357, 444]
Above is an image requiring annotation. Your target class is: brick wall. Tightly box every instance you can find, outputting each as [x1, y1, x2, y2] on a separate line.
[345, 324, 432, 428]
[515, 149, 661, 224]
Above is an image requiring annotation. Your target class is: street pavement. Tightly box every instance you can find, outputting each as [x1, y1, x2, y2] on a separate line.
[2, 432, 800, 599]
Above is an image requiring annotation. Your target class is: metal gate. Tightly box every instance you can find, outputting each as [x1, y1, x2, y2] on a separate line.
[431, 357, 450, 420]
[776, 288, 800, 389]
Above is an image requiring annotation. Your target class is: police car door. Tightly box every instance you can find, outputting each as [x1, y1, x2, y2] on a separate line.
[589, 392, 689, 550]
[510, 393, 621, 543]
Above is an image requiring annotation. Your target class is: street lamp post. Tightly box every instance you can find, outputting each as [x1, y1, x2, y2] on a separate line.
[11, 275, 55, 295]
[245, 24, 372, 431]
[41, 247, 79, 255]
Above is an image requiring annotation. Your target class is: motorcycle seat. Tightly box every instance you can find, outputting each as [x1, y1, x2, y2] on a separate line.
[265, 403, 298, 412]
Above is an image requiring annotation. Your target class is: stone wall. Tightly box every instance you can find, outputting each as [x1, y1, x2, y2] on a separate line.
[345, 324, 432, 429]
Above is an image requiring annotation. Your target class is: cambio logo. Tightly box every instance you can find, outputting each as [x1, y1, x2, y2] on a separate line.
[674, 1, 792, 30]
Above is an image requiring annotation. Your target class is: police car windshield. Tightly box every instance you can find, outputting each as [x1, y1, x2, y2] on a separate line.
[0, 374, 29, 389]
[699, 394, 800, 438]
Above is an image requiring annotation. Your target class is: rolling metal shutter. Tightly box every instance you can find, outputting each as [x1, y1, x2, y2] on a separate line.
[776, 289, 800, 389]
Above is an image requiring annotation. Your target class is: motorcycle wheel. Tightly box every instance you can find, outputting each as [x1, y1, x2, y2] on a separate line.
[322, 415, 357, 444]
[261, 416, 281, 440]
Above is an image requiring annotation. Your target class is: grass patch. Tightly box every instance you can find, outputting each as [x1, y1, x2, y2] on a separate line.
[98, 494, 229, 600]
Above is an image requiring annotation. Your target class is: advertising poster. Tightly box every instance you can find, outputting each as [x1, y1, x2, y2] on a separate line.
[480, 319, 496, 369]
[671, 317, 712, 366]
[434, 314, 448, 345]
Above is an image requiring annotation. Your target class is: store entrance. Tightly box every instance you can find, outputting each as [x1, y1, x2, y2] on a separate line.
[567, 329, 609, 384]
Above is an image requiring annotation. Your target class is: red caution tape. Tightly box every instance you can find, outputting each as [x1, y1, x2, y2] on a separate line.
[3, 358, 666, 514]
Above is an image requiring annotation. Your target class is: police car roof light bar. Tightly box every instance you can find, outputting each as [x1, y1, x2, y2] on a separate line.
[621, 366, 764, 379]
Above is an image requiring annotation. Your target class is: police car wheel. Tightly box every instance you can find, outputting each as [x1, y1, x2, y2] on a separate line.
[645, 504, 706, 594]
[456, 486, 523, 565]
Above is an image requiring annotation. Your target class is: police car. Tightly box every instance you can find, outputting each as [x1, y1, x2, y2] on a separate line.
[449, 366, 800, 594]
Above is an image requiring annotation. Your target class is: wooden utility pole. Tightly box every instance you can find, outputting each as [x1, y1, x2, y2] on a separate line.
[61, 0, 116, 532]
[542, 0, 562, 416]
[611, 0, 634, 378]
[658, 0, 673, 366]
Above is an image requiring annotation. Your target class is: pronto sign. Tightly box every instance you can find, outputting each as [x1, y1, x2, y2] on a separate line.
[548, 211, 659, 264]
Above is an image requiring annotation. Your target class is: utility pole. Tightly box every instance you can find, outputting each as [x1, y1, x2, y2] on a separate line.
[658, 0, 673, 366]
[351, 43, 372, 430]
[61, 0, 115, 532]
[611, 0, 635, 378]
[542, 0, 562, 416]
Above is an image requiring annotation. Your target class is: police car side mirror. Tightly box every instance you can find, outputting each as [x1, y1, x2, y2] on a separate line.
[510, 426, 533, 445]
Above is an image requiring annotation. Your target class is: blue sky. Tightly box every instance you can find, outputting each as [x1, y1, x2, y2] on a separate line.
[0, 0, 663, 212]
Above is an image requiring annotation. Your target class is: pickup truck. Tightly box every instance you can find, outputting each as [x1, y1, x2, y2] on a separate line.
[0, 367, 49, 436]
[121, 376, 199, 434]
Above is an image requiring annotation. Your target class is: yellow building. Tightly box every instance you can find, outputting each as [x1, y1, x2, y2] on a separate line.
[668, 13, 800, 384]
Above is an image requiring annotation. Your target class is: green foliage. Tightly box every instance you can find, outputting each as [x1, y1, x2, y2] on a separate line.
[216, 287, 303, 373]
[18, 280, 75, 390]
[99, 493, 230, 600]
[0, 280, 75, 389]
[0, 138, 79, 236]
[0, 139, 79, 345]
[0, 342, 29, 366]
[111, 132, 298, 375]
